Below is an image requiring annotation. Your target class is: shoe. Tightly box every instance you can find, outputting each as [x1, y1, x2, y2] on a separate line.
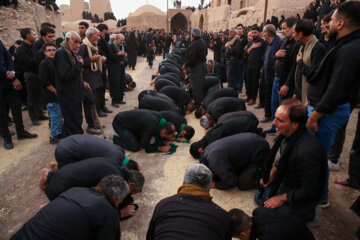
[86, 127, 102, 135]
[97, 111, 107, 118]
[103, 106, 113, 114]
[119, 101, 126, 104]
[263, 128, 276, 135]
[32, 119, 41, 126]
[39, 115, 50, 120]
[259, 116, 272, 123]
[319, 199, 329, 208]
[50, 136, 61, 144]
[4, 138, 14, 150]
[247, 100, 255, 105]
[17, 131, 38, 140]
[111, 103, 119, 108]
[328, 160, 340, 171]
[254, 104, 264, 109]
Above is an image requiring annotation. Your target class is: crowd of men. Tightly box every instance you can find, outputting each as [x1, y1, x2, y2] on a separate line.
[1, 0, 360, 239]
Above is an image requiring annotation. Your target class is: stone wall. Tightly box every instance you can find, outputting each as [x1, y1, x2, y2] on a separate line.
[0, 0, 62, 47]
[127, 14, 167, 31]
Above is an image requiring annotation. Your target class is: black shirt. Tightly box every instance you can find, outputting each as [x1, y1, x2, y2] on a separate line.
[247, 38, 266, 70]
[11, 187, 119, 240]
[139, 95, 182, 115]
[15, 41, 37, 73]
[159, 85, 192, 108]
[39, 57, 58, 104]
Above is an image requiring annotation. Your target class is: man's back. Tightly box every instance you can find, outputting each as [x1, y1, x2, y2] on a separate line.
[11, 187, 118, 240]
[147, 193, 231, 240]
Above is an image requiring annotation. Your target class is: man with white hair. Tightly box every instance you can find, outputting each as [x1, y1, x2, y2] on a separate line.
[78, 27, 107, 135]
[55, 31, 88, 136]
[183, 27, 208, 107]
[225, 28, 241, 92]
[147, 164, 231, 240]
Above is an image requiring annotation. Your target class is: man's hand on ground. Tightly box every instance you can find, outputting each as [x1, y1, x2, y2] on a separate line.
[158, 145, 171, 152]
[120, 205, 136, 218]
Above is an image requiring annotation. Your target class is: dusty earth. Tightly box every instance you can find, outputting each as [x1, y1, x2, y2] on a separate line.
[0, 55, 359, 240]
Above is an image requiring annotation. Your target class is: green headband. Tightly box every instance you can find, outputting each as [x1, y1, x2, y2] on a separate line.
[176, 124, 186, 138]
[122, 156, 130, 167]
[158, 118, 167, 132]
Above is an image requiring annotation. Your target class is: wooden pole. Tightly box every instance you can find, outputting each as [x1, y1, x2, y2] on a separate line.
[263, 0, 268, 27]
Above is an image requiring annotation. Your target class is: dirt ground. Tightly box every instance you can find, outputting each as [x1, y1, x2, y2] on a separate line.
[0, 55, 359, 240]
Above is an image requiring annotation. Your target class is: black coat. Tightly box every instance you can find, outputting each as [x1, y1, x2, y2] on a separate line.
[203, 133, 269, 189]
[202, 88, 237, 109]
[77, 44, 103, 89]
[139, 95, 182, 116]
[159, 85, 192, 108]
[184, 37, 208, 68]
[207, 97, 246, 121]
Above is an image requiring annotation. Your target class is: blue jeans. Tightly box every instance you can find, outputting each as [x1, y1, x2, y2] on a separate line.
[308, 103, 351, 200]
[46, 102, 62, 137]
[237, 59, 245, 92]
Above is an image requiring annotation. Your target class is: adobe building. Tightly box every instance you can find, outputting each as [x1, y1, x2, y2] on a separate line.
[60, 0, 112, 22]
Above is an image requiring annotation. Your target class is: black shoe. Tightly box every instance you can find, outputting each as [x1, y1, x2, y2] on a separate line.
[97, 111, 107, 118]
[32, 119, 41, 126]
[17, 131, 38, 140]
[259, 116, 272, 123]
[111, 103, 119, 108]
[103, 106, 113, 114]
[50, 136, 61, 144]
[119, 101, 126, 104]
[4, 138, 14, 150]
[39, 115, 50, 120]
[254, 104, 264, 109]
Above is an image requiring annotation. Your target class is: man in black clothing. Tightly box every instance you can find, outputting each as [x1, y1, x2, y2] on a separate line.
[112, 110, 175, 152]
[34, 26, 56, 67]
[159, 85, 195, 114]
[200, 133, 269, 190]
[196, 88, 238, 116]
[54, 134, 131, 169]
[146, 28, 155, 68]
[255, 99, 327, 222]
[209, 32, 222, 62]
[147, 164, 232, 240]
[225, 28, 241, 92]
[198, 97, 246, 128]
[139, 95, 184, 116]
[16, 28, 48, 126]
[0, 40, 37, 149]
[55, 31, 88, 136]
[190, 111, 259, 159]
[229, 207, 315, 240]
[163, 32, 173, 59]
[244, 26, 266, 105]
[11, 175, 129, 240]
[183, 27, 208, 106]
[206, 60, 226, 85]
[138, 89, 175, 104]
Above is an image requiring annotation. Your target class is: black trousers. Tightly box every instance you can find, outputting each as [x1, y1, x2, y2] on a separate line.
[25, 72, 43, 121]
[59, 100, 83, 136]
[246, 68, 261, 101]
[348, 110, 360, 189]
[264, 75, 274, 118]
[226, 59, 238, 91]
[190, 62, 206, 106]
[259, 74, 265, 107]
[108, 63, 125, 104]
[0, 83, 24, 138]
[83, 87, 102, 128]
[147, 47, 154, 67]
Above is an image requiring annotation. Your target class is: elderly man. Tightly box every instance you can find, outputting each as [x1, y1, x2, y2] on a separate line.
[112, 110, 175, 152]
[229, 207, 315, 240]
[11, 175, 129, 240]
[55, 31, 88, 136]
[108, 33, 127, 107]
[200, 133, 269, 190]
[183, 28, 208, 107]
[255, 99, 327, 223]
[147, 164, 231, 240]
[225, 28, 241, 92]
[210, 31, 222, 62]
[78, 27, 107, 135]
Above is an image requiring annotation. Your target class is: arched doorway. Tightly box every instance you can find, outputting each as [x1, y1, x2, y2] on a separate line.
[199, 14, 204, 31]
[171, 13, 187, 34]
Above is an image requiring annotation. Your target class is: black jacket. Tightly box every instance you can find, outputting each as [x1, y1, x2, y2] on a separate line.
[0, 40, 15, 85]
[159, 85, 192, 108]
[202, 88, 237, 109]
[307, 30, 360, 113]
[77, 44, 103, 89]
[195, 111, 259, 149]
[207, 97, 246, 122]
[250, 207, 315, 240]
[203, 133, 269, 189]
[11, 187, 119, 240]
[39, 57, 57, 104]
[114, 110, 160, 152]
[147, 193, 231, 240]
[184, 37, 208, 68]
[139, 95, 182, 116]
[15, 41, 37, 73]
